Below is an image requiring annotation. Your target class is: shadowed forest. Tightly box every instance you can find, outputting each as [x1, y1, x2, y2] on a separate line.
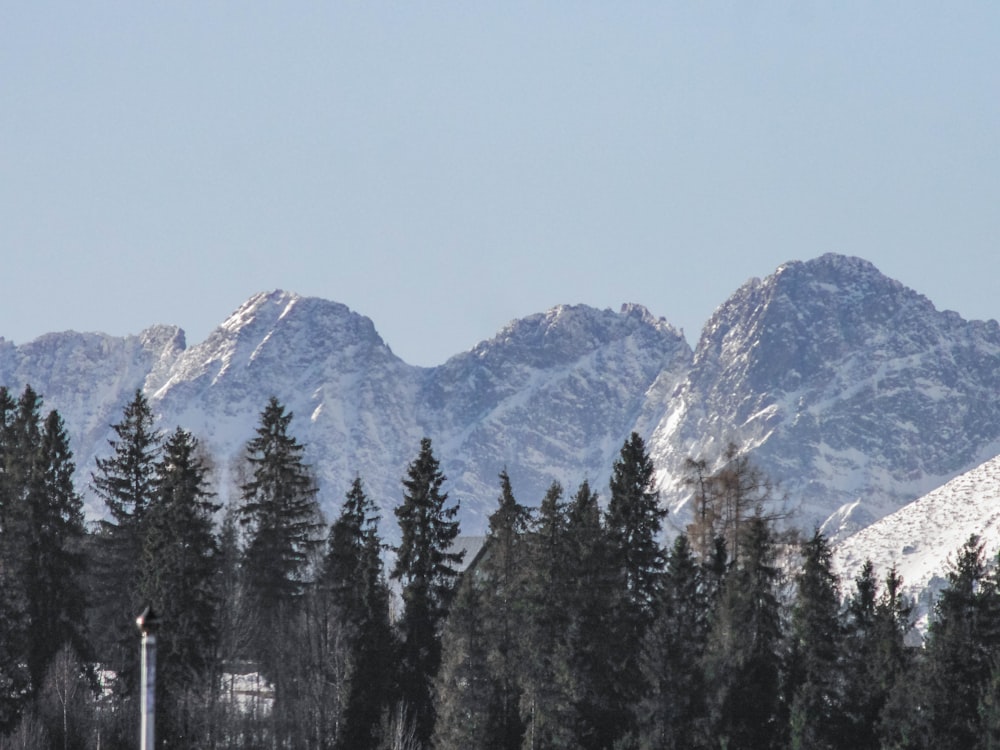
[1, 384, 998, 749]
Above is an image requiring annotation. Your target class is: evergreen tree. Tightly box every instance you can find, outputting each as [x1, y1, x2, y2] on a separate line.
[607, 432, 666, 632]
[519, 482, 578, 750]
[238, 396, 324, 742]
[479, 470, 531, 750]
[787, 530, 844, 750]
[24, 409, 89, 694]
[323, 476, 394, 750]
[884, 535, 1000, 749]
[636, 533, 711, 750]
[604, 433, 666, 746]
[563, 479, 618, 750]
[703, 513, 785, 750]
[141, 427, 221, 745]
[432, 574, 504, 750]
[433, 471, 531, 750]
[843, 561, 911, 750]
[0, 387, 34, 730]
[391, 437, 464, 748]
[90, 389, 162, 682]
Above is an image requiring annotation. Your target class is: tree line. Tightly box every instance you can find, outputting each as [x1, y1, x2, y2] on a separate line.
[2, 383, 1000, 748]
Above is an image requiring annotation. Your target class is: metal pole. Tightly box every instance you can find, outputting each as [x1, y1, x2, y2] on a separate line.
[136, 607, 159, 750]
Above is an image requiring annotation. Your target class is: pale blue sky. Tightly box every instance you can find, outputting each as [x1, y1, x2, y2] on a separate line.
[2, 3, 998, 366]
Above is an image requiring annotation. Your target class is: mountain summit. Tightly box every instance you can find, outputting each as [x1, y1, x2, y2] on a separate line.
[3, 256, 999, 549]
[651, 253, 1000, 536]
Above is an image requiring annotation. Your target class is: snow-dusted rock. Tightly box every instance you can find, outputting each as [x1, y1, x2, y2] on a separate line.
[650, 254, 1000, 538]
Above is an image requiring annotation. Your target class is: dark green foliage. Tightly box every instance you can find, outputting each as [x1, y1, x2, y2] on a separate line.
[435, 471, 531, 750]
[239, 397, 323, 610]
[787, 530, 844, 750]
[519, 481, 579, 750]
[89, 389, 162, 684]
[391, 437, 464, 748]
[433, 575, 505, 750]
[703, 514, 785, 750]
[636, 533, 711, 750]
[606, 433, 666, 626]
[141, 427, 221, 745]
[480, 470, 531, 750]
[238, 396, 324, 741]
[0, 387, 89, 735]
[841, 562, 912, 750]
[324, 477, 394, 750]
[604, 433, 667, 748]
[563, 479, 619, 750]
[882, 535, 1000, 750]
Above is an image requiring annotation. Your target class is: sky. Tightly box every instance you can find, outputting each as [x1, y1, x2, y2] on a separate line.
[2, 3, 998, 367]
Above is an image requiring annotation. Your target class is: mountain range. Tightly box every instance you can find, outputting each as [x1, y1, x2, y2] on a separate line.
[3, 253, 1000, 609]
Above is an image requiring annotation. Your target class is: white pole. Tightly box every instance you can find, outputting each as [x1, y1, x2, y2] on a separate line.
[136, 607, 159, 750]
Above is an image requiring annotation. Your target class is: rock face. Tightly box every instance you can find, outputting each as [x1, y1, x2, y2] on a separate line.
[0, 292, 690, 535]
[650, 254, 1000, 537]
[4, 254, 1000, 550]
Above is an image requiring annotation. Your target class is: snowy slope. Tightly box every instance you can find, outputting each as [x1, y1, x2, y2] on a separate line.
[650, 254, 1000, 538]
[5, 254, 1000, 550]
[832, 454, 1000, 633]
[1, 293, 688, 536]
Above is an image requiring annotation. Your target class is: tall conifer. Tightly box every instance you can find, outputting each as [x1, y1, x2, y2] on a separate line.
[324, 476, 394, 750]
[391, 437, 464, 748]
[238, 396, 324, 743]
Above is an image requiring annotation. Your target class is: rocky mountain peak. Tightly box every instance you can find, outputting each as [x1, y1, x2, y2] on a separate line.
[655, 253, 1000, 537]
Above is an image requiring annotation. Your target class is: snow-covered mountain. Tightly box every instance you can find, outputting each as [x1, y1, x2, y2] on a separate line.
[4, 253, 1000, 552]
[0, 292, 690, 535]
[651, 254, 1000, 538]
[832, 453, 1000, 634]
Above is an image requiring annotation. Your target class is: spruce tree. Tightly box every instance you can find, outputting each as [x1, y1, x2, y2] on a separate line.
[391, 437, 464, 748]
[480, 470, 532, 750]
[884, 535, 1000, 749]
[432, 574, 504, 750]
[787, 530, 845, 750]
[636, 533, 711, 750]
[90, 389, 162, 679]
[519, 481, 579, 750]
[703, 513, 785, 750]
[238, 396, 324, 742]
[24, 408, 89, 693]
[323, 476, 394, 750]
[843, 561, 911, 750]
[563, 479, 618, 750]
[141, 427, 221, 744]
[0, 387, 35, 730]
[434, 470, 531, 750]
[604, 432, 666, 747]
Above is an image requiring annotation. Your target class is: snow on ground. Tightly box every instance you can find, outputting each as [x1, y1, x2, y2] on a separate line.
[832, 453, 1000, 634]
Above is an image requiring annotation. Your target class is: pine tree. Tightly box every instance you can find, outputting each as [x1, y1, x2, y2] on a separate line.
[141, 427, 221, 745]
[604, 433, 666, 747]
[703, 513, 785, 750]
[636, 533, 711, 750]
[432, 574, 504, 750]
[323, 476, 394, 750]
[238, 396, 324, 742]
[787, 530, 844, 750]
[843, 561, 911, 750]
[480, 470, 532, 750]
[0, 387, 34, 730]
[563, 479, 618, 750]
[23, 408, 89, 694]
[391, 437, 464, 748]
[89, 389, 162, 683]
[884, 535, 1000, 749]
[519, 481, 578, 750]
